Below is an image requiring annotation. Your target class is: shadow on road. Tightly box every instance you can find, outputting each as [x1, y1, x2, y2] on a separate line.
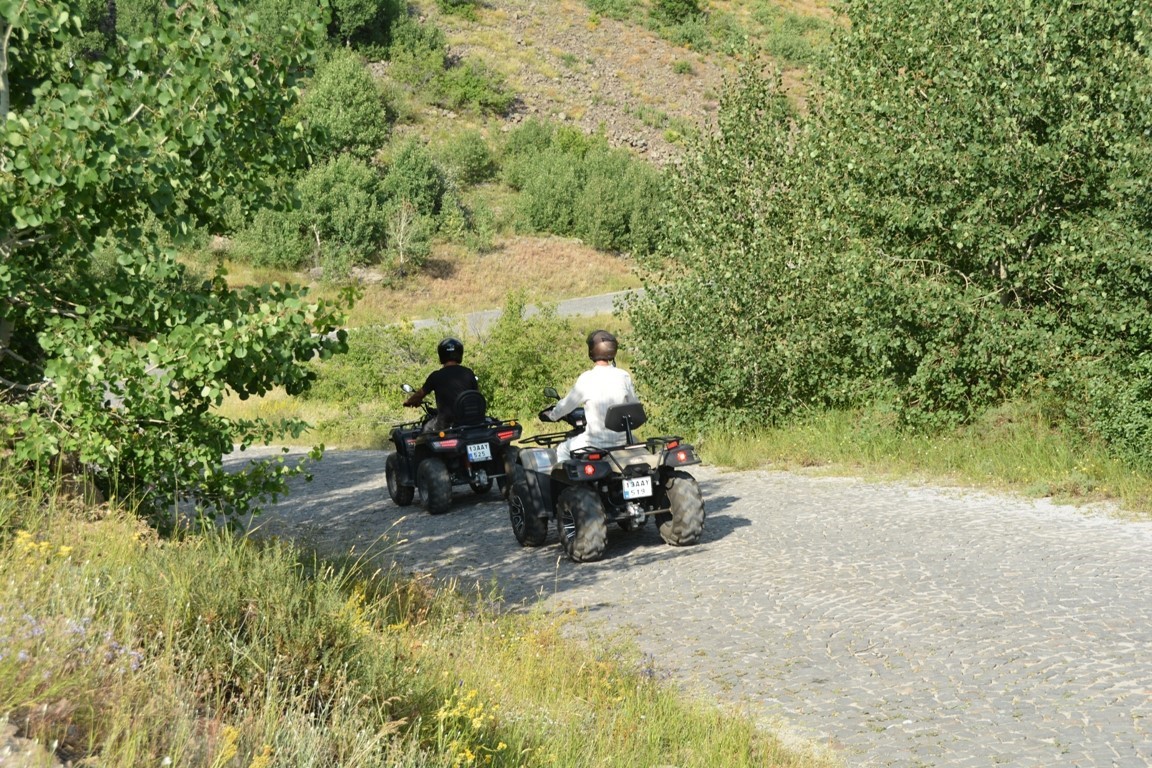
[225, 448, 750, 608]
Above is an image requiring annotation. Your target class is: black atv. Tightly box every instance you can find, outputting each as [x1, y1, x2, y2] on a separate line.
[386, 385, 523, 515]
[506, 387, 705, 562]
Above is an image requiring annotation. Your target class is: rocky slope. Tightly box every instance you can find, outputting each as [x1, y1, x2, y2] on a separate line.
[418, 0, 738, 165]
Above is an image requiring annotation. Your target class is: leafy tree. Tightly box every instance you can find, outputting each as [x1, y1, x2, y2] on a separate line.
[814, 0, 1152, 432]
[1, 0, 352, 521]
[631, 0, 1152, 460]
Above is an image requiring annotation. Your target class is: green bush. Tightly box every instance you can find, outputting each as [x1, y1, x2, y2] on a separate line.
[387, 14, 448, 90]
[501, 120, 665, 254]
[305, 323, 439, 404]
[296, 49, 393, 161]
[574, 146, 665, 254]
[632, 0, 1152, 468]
[586, 0, 637, 21]
[437, 0, 478, 19]
[231, 207, 312, 270]
[651, 0, 701, 25]
[515, 148, 583, 236]
[297, 156, 388, 278]
[381, 139, 447, 217]
[470, 293, 584, 420]
[436, 60, 516, 115]
[438, 130, 496, 185]
[330, 0, 404, 49]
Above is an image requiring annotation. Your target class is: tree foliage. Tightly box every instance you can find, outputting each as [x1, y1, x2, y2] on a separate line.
[1, 0, 353, 520]
[295, 47, 393, 161]
[632, 0, 1152, 462]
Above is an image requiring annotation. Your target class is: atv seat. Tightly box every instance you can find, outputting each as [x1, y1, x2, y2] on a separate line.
[605, 401, 646, 444]
[453, 389, 488, 427]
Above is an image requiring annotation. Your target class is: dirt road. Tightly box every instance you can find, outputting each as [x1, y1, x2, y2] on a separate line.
[226, 447, 1152, 768]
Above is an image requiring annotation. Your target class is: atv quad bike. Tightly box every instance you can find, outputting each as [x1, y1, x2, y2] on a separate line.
[506, 388, 705, 562]
[386, 384, 522, 515]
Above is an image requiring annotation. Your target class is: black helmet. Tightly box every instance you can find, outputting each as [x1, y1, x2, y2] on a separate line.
[437, 337, 464, 364]
[587, 330, 617, 362]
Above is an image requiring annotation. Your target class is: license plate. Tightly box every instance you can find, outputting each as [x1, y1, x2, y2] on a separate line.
[467, 442, 492, 462]
[623, 476, 652, 499]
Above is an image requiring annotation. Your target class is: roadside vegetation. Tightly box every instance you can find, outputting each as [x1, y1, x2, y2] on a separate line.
[0, 488, 836, 767]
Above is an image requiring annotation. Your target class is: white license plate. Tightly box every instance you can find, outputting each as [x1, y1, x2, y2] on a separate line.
[623, 476, 652, 500]
[467, 442, 492, 462]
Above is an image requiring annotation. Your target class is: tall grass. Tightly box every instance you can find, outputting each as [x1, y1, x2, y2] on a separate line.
[0, 479, 838, 767]
[699, 400, 1152, 518]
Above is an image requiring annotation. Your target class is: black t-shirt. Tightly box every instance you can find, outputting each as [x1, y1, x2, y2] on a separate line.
[422, 365, 479, 423]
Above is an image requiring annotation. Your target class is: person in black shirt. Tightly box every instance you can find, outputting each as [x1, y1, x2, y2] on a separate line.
[403, 337, 479, 432]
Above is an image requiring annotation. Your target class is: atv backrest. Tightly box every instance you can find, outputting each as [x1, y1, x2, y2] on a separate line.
[604, 401, 646, 443]
[454, 389, 488, 426]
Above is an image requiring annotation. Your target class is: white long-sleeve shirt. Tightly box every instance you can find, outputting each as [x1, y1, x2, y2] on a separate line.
[548, 364, 638, 460]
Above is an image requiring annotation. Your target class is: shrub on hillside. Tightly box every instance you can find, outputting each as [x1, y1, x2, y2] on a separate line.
[435, 60, 516, 115]
[437, 0, 478, 19]
[381, 139, 447, 217]
[575, 146, 665, 254]
[330, 0, 405, 49]
[586, 0, 637, 21]
[651, 0, 701, 25]
[296, 49, 393, 161]
[297, 156, 388, 279]
[438, 131, 496, 185]
[502, 120, 665, 255]
[387, 14, 448, 90]
[231, 207, 312, 270]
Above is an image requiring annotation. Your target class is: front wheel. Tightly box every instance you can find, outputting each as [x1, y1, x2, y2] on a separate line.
[657, 470, 704, 546]
[416, 457, 452, 515]
[508, 465, 548, 547]
[386, 452, 415, 506]
[557, 485, 607, 562]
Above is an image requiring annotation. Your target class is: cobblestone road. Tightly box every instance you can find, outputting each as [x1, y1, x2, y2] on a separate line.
[227, 449, 1152, 768]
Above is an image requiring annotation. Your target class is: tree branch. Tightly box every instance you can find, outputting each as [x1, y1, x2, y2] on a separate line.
[0, 373, 41, 392]
[0, 2, 24, 125]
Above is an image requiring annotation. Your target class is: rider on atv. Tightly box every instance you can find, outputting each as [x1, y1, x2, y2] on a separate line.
[541, 330, 639, 461]
[403, 337, 479, 433]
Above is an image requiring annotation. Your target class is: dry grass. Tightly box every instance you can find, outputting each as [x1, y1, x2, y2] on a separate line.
[350, 235, 639, 326]
[216, 234, 639, 328]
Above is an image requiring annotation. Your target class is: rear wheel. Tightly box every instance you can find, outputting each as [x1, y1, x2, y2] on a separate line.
[508, 465, 548, 547]
[416, 457, 452, 515]
[557, 485, 607, 562]
[658, 470, 704, 545]
[386, 452, 414, 506]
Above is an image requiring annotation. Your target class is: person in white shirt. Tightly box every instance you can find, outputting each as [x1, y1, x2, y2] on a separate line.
[544, 330, 639, 462]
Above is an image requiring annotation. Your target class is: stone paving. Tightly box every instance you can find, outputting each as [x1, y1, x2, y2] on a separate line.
[227, 448, 1152, 767]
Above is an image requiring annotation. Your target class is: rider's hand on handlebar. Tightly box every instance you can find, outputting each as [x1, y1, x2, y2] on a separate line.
[538, 408, 555, 423]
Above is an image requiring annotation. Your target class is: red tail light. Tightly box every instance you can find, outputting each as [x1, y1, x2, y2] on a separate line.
[585, 452, 603, 461]
[582, 463, 596, 476]
[667, 439, 680, 449]
[435, 439, 459, 449]
[676, 450, 688, 463]
[497, 429, 517, 442]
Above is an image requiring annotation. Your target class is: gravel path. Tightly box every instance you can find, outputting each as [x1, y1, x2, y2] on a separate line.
[225, 447, 1152, 768]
